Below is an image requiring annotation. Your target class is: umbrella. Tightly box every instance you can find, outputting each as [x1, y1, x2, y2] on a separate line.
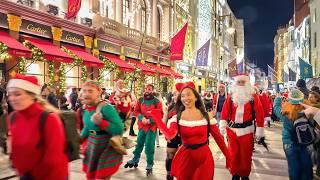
[307, 78, 320, 89]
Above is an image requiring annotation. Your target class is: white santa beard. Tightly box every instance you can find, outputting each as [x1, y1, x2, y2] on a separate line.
[231, 84, 254, 105]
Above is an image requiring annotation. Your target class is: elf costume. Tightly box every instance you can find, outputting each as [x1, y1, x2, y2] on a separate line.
[81, 101, 124, 179]
[124, 94, 163, 176]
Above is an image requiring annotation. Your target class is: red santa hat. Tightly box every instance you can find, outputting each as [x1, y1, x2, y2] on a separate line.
[234, 73, 250, 82]
[7, 73, 41, 95]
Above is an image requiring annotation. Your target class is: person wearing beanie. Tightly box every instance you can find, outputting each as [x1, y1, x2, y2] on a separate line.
[273, 88, 313, 180]
[311, 86, 320, 94]
[6, 74, 68, 180]
[80, 80, 124, 179]
[296, 79, 310, 99]
[124, 84, 163, 176]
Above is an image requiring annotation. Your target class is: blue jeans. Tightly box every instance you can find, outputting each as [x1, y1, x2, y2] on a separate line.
[216, 112, 221, 128]
[283, 143, 313, 180]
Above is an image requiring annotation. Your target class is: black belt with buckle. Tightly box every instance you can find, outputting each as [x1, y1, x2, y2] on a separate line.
[230, 121, 253, 128]
[183, 141, 208, 150]
[89, 130, 108, 135]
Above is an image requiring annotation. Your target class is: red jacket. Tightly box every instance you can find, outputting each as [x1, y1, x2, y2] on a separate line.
[8, 103, 68, 180]
[220, 94, 265, 137]
[260, 92, 272, 117]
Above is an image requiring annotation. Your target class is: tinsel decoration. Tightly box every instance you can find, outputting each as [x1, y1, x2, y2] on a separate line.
[0, 42, 9, 60]
[47, 60, 55, 87]
[58, 63, 67, 92]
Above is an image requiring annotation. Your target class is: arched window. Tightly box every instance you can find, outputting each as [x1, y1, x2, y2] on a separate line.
[157, 8, 161, 39]
[122, 0, 130, 27]
[141, 0, 146, 32]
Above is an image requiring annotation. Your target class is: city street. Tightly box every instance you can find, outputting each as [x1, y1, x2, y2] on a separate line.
[0, 122, 288, 180]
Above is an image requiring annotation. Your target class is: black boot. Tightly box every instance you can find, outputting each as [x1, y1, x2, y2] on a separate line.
[129, 117, 137, 136]
[232, 175, 240, 180]
[241, 176, 249, 180]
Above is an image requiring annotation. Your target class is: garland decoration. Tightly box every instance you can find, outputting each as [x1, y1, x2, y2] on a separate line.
[18, 57, 27, 74]
[47, 60, 55, 87]
[58, 63, 67, 92]
[0, 42, 9, 60]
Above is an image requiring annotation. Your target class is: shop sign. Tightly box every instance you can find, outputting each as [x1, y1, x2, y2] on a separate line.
[0, 13, 8, 28]
[97, 39, 120, 54]
[125, 48, 140, 59]
[61, 30, 84, 46]
[144, 53, 157, 63]
[20, 19, 52, 38]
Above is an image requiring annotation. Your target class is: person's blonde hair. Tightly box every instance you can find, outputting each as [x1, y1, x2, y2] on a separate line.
[34, 95, 60, 114]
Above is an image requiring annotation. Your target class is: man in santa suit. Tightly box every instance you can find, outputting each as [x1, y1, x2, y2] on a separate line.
[260, 90, 272, 128]
[109, 80, 136, 130]
[220, 74, 265, 180]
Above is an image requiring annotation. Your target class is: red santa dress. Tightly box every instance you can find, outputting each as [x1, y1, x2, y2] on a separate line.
[151, 110, 229, 180]
[220, 94, 264, 177]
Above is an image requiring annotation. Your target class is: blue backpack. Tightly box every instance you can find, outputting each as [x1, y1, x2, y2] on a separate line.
[293, 116, 316, 146]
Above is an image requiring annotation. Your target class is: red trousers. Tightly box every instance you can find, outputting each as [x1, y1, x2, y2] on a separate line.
[227, 128, 254, 177]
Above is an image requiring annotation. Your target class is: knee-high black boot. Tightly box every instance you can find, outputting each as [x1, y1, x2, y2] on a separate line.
[129, 117, 137, 136]
[165, 158, 173, 180]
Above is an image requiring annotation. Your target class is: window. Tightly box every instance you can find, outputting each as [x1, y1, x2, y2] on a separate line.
[122, 0, 130, 27]
[157, 8, 162, 39]
[141, 0, 146, 32]
[100, 0, 106, 17]
[315, 32, 317, 48]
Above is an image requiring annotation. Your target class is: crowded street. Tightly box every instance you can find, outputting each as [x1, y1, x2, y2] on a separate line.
[1, 123, 288, 180]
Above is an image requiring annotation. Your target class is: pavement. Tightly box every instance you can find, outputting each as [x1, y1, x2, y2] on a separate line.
[0, 122, 288, 180]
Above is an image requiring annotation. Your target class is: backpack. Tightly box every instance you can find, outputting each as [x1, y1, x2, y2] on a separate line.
[177, 111, 210, 144]
[10, 111, 80, 162]
[293, 115, 316, 146]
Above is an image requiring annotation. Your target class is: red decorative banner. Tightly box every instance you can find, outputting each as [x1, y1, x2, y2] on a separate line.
[66, 0, 82, 20]
[170, 23, 188, 61]
[228, 59, 237, 77]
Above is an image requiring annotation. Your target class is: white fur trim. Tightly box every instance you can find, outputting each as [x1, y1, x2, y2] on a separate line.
[235, 104, 244, 123]
[264, 117, 271, 122]
[315, 112, 320, 126]
[255, 127, 264, 137]
[234, 75, 250, 82]
[167, 115, 217, 127]
[230, 124, 254, 136]
[220, 120, 228, 129]
[7, 79, 41, 95]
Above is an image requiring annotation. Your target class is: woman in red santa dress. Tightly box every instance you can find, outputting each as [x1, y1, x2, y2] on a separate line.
[151, 82, 230, 180]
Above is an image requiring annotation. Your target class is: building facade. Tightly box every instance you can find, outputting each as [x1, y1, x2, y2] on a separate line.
[310, 0, 320, 76]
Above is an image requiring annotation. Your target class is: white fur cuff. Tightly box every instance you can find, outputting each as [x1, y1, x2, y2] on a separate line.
[256, 127, 264, 137]
[220, 120, 228, 129]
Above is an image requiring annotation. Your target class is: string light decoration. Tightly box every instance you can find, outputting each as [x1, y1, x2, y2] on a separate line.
[23, 41, 44, 61]
[58, 62, 66, 92]
[0, 42, 9, 60]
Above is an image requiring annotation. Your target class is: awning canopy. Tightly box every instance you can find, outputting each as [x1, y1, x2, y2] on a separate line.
[0, 31, 31, 58]
[128, 58, 156, 76]
[64, 45, 104, 67]
[23, 36, 73, 63]
[147, 63, 171, 77]
[161, 66, 184, 79]
[104, 54, 135, 72]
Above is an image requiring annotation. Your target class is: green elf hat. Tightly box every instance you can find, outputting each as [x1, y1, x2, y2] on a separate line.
[288, 88, 304, 105]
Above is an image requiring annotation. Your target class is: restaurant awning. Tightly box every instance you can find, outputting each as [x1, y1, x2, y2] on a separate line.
[128, 58, 156, 76]
[64, 45, 104, 67]
[0, 31, 31, 58]
[161, 66, 184, 79]
[23, 36, 73, 63]
[147, 63, 171, 77]
[104, 54, 135, 72]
